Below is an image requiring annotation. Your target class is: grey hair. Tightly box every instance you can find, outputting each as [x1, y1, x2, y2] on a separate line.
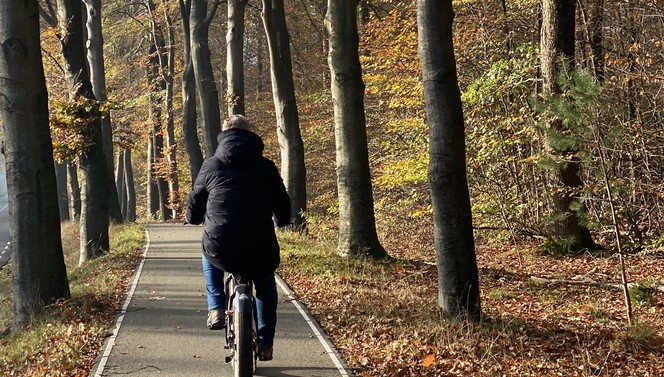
[222, 114, 252, 131]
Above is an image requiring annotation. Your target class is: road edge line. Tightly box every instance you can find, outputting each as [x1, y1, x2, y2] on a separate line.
[91, 226, 151, 377]
[275, 274, 353, 377]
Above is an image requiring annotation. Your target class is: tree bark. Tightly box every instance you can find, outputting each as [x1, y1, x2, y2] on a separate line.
[123, 148, 136, 221]
[540, 0, 596, 250]
[67, 161, 81, 220]
[55, 161, 69, 221]
[0, 0, 70, 331]
[227, 0, 247, 116]
[83, 0, 123, 223]
[191, 0, 222, 157]
[56, 0, 110, 264]
[146, 15, 170, 221]
[261, 0, 307, 230]
[417, 0, 481, 319]
[115, 150, 127, 219]
[123, 148, 137, 222]
[147, 133, 159, 217]
[179, 0, 204, 183]
[162, 6, 180, 218]
[325, 0, 386, 258]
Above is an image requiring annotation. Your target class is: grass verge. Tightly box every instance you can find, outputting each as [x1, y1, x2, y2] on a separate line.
[0, 222, 145, 376]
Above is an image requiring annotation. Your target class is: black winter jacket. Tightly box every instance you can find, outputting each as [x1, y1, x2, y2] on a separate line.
[185, 128, 291, 278]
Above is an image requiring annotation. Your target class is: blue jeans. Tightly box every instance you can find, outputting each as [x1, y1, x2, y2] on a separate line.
[202, 255, 278, 347]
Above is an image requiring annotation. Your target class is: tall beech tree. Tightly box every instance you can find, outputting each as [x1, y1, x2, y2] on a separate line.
[325, 0, 387, 258]
[0, 0, 70, 330]
[83, 0, 123, 223]
[191, 0, 223, 157]
[147, 0, 179, 219]
[179, 0, 204, 181]
[57, 0, 111, 264]
[261, 0, 307, 230]
[540, 0, 596, 250]
[417, 0, 481, 319]
[227, 0, 247, 115]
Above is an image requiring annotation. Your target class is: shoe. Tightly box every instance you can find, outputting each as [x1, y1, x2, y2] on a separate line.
[207, 309, 224, 330]
[257, 345, 273, 361]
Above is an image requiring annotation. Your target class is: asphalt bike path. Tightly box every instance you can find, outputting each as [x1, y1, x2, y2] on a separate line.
[91, 223, 352, 377]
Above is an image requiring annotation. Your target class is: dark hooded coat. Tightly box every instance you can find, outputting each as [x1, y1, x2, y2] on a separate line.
[186, 128, 291, 278]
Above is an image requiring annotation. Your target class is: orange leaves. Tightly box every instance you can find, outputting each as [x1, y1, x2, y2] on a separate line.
[422, 353, 435, 367]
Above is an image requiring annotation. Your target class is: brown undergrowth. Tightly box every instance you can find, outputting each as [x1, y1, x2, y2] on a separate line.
[277, 234, 664, 377]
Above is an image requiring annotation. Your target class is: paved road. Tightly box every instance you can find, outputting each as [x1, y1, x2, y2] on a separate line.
[0, 154, 9, 269]
[91, 223, 352, 377]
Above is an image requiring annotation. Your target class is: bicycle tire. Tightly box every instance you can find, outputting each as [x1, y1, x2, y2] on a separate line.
[233, 298, 254, 377]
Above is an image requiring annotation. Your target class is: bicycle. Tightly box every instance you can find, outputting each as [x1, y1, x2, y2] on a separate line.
[223, 273, 257, 377]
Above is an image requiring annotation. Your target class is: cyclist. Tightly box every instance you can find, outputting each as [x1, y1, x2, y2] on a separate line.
[185, 114, 291, 361]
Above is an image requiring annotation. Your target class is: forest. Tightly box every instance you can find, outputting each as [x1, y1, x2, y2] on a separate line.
[0, 0, 663, 376]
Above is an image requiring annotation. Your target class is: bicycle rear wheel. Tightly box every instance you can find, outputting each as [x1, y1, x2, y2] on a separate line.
[233, 295, 254, 377]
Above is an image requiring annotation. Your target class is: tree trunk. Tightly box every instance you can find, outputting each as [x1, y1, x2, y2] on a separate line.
[123, 149, 137, 222]
[67, 161, 81, 220]
[261, 0, 307, 230]
[325, 0, 386, 258]
[0, 0, 70, 331]
[55, 161, 69, 221]
[191, 0, 223, 157]
[115, 150, 127, 219]
[540, 0, 596, 250]
[146, 20, 170, 221]
[147, 134, 159, 217]
[83, 0, 123, 223]
[417, 0, 481, 320]
[227, 0, 247, 116]
[56, 0, 110, 264]
[179, 0, 204, 183]
[162, 7, 180, 219]
[586, 0, 604, 82]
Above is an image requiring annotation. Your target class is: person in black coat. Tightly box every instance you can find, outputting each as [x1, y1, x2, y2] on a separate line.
[186, 115, 290, 361]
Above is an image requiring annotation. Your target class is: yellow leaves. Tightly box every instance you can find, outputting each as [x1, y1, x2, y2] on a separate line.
[520, 155, 540, 164]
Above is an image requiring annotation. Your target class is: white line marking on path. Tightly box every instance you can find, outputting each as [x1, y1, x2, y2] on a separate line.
[93, 228, 151, 377]
[275, 275, 352, 377]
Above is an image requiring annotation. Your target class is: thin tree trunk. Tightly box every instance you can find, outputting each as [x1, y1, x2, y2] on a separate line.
[161, 6, 180, 219]
[191, 0, 223, 157]
[227, 0, 247, 116]
[417, 0, 481, 320]
[67, 161, 81, 220]
[0, 0, 70, 331]
[115, 150, 127, 219]
[179, 0, 204, 182]
[147, 133, 159, 218]
[146, 15, 170, 220]
[124, 149, 137, 222]
[57, 0, 110, 264]
[325, 0, 386, 258]
[261, 0, 307, 230]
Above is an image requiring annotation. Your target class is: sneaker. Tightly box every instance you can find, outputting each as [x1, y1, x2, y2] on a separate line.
[257, 345, 273, 361]
[207, 309, 224, 330]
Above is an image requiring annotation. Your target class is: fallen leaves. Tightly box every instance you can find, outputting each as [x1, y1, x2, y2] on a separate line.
[278, 240, 664, 377]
